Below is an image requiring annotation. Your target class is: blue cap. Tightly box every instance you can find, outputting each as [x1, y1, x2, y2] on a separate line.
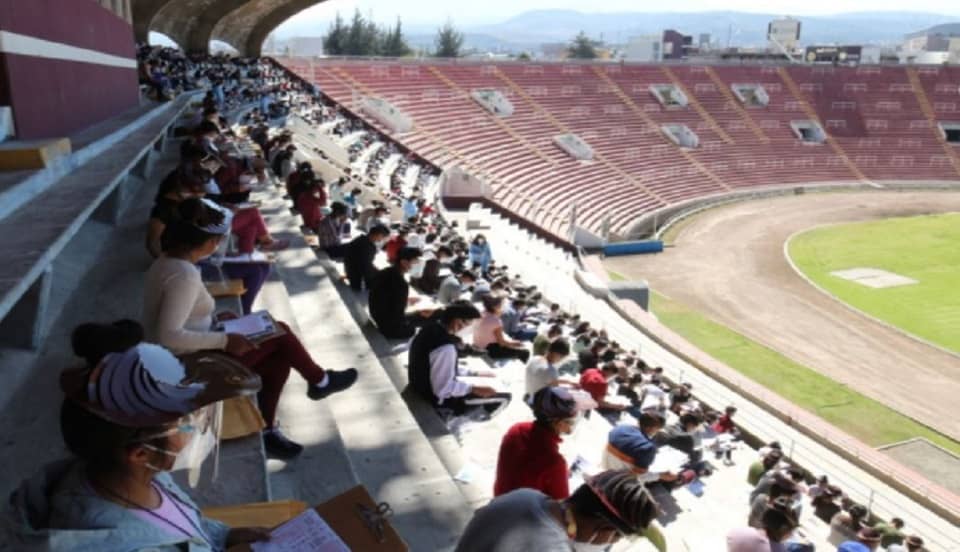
[607, 424, 657, 470]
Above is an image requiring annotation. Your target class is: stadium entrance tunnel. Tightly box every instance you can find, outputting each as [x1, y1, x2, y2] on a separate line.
[791, 120, 827, 144]
[939, 122, 960, 144]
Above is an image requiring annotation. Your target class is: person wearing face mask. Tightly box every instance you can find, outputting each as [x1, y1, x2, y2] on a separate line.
[314, 201, 349, 259]
[726, 496, 800, 552]
[601, 411, 679, 484]
[369, 247, 435, 339]
[143, 199, 357, 458]
[525, 338, 580, 397]
[146, 164, 209, 259]
[293, 172, 325, 225]
[474, 295, 531, 363]
[437, 268, 477, 305]
[456, 470, 659, 552]
[654, 410, 709, 475]
[469, 234, 493, 276]
[494, 386, 588, 500]
[410, 245, 451, 295]
[343, 224, 390, 291]
[7, 321, 271, 551]
[407, 301, 506, 415]
[383, 227, 410, 264]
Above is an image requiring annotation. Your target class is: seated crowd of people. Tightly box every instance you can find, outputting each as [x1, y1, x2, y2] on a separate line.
[1, 48, 933, 552]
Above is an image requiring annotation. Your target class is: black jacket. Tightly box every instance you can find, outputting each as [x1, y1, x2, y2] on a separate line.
[344, 235, 378, 289]
[369, 265, 409, 331]
[408, 322, 458, 406]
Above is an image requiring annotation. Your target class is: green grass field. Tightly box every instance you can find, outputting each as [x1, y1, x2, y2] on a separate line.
[608, 273, 960, 455]
[788, 213, 960, 354]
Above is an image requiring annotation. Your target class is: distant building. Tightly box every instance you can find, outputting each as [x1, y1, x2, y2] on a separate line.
[768, 17, 801, 52]
[623, 35, 662, 62]
[285, 36, 325, 57]
[903, 23, 960, 53]
[804, 45, 863, 66]
[698, 33, 712, 50]
[662, 29, 693, 60]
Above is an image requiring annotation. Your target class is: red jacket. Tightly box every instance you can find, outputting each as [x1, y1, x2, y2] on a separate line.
[384, 236, 407, 264]
[493, 421, 569, 500]
[297, 190, 326, 230]
[712, 414, 736, 434]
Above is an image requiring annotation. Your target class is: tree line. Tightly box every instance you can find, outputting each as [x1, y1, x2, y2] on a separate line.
[323, 11, 464, 58]
[322, 13, 599, 61]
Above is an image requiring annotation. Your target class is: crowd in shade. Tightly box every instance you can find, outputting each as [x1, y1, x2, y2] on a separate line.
[0, 47, 931, 552]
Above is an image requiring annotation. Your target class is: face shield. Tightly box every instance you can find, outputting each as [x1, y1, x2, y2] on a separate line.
[137, 402, 223, 487]
[61, 345, 261, 489]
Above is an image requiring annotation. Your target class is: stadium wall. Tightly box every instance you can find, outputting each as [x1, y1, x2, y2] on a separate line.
[0, 0, 139, 139]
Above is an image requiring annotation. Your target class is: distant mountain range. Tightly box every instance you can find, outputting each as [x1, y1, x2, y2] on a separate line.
[467, 10, 958, 48]
[274, 10, 960, 55]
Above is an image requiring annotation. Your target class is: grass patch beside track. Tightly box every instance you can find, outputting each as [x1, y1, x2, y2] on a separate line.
[647, 290, 960, 456]
[788, 213, 960, 354]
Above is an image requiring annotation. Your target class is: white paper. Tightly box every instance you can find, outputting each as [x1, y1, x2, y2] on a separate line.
[251, 508, 349, 552]
[219, 311, 275, 338]
[647, 445, 689, 474]
[457, 376, 508, 393]
[222, 251, 271, 263]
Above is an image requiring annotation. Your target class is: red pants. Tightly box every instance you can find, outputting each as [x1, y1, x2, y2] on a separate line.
[296, 192, 325, 230]
[237, 322, 325, 427]
[231, 208, 269, 253]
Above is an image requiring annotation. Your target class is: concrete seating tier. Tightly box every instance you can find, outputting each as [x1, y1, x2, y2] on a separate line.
[280, 59, 960, 242]
[0, 94, 196, 349]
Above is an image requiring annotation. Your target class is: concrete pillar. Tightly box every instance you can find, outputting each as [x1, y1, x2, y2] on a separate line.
[0, 267, 53, 349]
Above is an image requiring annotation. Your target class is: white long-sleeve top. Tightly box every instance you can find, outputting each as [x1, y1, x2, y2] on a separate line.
[428, 344, 472, 403]
[143, 257, 229, 354]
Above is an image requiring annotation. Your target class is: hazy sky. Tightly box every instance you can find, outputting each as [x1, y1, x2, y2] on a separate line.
[272, 0, 960, 35]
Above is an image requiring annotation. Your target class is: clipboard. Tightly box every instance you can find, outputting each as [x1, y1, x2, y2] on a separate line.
[223, 485, 407, 551]
[215, 310, 286, 344]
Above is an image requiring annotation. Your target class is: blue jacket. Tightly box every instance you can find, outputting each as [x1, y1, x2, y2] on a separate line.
[469, 242, 492, 271]
[6, 459, 230, 552]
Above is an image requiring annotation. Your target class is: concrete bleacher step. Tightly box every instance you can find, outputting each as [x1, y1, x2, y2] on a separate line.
[0, 139, 272, 512]
[254, 182, 474, 550]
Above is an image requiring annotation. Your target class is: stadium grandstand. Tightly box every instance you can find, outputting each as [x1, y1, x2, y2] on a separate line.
[0, 1, 958, 552]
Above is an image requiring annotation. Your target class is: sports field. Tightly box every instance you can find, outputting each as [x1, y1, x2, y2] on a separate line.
[788, 213, 960, 354]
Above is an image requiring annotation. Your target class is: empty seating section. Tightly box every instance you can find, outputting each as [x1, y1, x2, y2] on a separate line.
[280, 59, 960, 241]
[786, 65, 957, 181]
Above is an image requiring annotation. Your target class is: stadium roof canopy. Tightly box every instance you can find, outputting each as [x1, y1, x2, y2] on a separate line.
[132, 0, 324, 56]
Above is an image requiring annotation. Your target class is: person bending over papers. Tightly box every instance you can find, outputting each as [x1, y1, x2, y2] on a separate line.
[494, 386, 593, 500]
[142, 198, 357, 459]
[456, 470, 658, 552]
[408, 302, 510, 417]
[368, 247, 433, 339]
[601, 411, 679, 484]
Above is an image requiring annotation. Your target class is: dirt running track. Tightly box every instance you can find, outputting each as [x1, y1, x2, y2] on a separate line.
[604, 191, 960, 442]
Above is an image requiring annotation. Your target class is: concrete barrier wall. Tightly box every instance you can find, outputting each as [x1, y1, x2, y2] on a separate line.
[0, 0, 139, 139]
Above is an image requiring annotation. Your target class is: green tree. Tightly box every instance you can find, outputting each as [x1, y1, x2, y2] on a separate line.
[324, 10, 412, 58]
[567, 31, 599, 59]
[323, 12, 347, 55]
[379, 17, 412, 57]
[434, 20, 464, 58]
[516, 52, 531, 61]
